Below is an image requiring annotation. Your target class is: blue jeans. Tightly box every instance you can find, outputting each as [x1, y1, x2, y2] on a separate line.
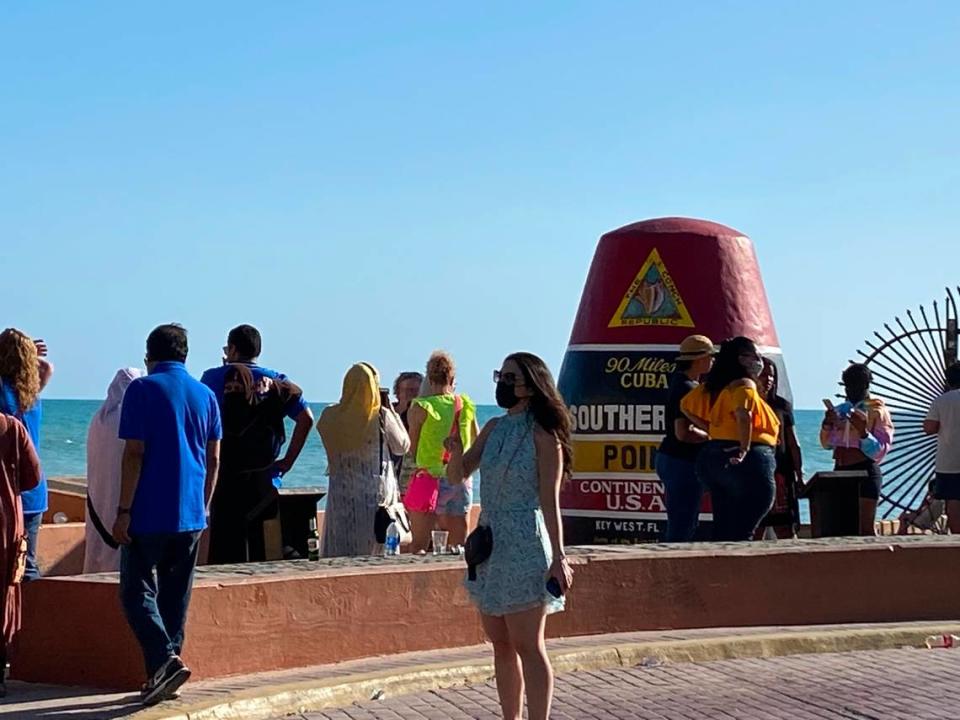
[655, 453, 702, 542]
[697, 442, 776, 542]
[120, 531, 202, 677]
[23, 512, 42, 582]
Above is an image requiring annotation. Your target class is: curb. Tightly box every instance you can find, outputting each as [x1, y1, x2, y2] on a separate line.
[132, 623, 960, 720]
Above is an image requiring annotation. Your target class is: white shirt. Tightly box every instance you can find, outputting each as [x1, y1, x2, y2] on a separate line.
[927, 388, 960, 473]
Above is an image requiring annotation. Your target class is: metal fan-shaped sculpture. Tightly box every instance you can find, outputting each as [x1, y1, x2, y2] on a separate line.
[853, 287, 958, 528]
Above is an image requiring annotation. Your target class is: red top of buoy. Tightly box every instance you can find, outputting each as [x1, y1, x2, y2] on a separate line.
[604, 216, 747, 239]
[567, 217, 780, 348]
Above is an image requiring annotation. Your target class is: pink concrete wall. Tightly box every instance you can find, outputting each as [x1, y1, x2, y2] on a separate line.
[14, 537, 960, 690]
[36, 523, 86, 576]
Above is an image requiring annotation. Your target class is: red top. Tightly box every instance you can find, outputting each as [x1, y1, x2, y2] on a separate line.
[567, 217, 781, 348]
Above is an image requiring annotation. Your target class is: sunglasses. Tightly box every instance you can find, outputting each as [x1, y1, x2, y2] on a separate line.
[493, 370, 525, 386]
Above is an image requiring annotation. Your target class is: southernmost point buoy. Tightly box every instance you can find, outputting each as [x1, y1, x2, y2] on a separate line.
[557, 217, 789, 544]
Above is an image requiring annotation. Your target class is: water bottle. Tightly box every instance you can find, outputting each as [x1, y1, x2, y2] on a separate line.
[307, 518, 320, 561]
[384, 522, 401, 557]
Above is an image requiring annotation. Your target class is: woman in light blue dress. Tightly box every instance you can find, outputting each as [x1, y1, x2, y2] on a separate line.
[445, 352, 573, 720]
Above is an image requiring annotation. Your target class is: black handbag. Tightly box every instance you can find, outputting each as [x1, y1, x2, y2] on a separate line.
[464, 524, 492, 580]
[464, 422, 531, 581]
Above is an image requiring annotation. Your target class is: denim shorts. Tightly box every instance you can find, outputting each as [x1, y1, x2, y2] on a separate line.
[933, 472, 960, 501]
[437, 476, 473, 516]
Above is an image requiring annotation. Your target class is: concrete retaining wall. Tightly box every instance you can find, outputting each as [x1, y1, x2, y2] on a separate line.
[14, 536, 960, 689]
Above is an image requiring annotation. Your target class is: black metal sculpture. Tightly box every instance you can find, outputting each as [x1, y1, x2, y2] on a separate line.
[854, 287, 958, 526]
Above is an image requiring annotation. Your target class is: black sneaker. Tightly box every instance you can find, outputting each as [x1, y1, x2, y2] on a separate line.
[140, 680, 180, 702]
[141, 656, 191, 706]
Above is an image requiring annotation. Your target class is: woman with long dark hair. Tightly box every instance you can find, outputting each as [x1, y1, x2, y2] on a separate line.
[756, 358, 803, 539]
[681, 337, 780, 541]
[445, 352, 573, 720]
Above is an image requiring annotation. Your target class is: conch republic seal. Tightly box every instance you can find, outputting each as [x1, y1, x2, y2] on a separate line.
[558, 217, 790, 544]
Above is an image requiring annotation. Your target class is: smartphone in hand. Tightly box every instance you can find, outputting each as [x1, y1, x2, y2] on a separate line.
[380, 388, 391, 407]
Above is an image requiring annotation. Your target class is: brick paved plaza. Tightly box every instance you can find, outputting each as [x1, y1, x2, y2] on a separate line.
[293, 647, 960, 720]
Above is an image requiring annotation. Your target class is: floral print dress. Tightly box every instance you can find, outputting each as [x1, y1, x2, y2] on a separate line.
[465, 411, 564, 617]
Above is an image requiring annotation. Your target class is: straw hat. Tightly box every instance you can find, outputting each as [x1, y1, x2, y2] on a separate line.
[676, 335, 716, 361]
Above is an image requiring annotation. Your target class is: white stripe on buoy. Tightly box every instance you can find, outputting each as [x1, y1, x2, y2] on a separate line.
[566, 343, 782, 354]
[562, 509, 714, 521]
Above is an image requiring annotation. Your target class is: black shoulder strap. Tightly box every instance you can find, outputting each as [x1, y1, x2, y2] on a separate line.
[86, 495, 120, 550]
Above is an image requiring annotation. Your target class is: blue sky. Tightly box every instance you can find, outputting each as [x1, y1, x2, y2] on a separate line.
[2, 2, 958, 407]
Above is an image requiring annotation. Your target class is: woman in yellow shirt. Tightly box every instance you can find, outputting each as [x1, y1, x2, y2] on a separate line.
[681, 337, 781, 541]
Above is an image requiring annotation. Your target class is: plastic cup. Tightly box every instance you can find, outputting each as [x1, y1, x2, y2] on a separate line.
[431, 530, 449, 555]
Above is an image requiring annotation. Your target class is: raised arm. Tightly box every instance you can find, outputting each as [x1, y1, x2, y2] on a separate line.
[860, 405, 894, 462]
[446, 418, 498, 485]
[34, 339, 53, 392]
[38, 358, 54, 392]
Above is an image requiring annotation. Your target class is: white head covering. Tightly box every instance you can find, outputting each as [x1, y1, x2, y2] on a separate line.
[96, 368, 143, 423]
[83, 367, 144, 574]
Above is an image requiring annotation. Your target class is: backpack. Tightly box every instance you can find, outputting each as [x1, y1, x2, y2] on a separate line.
[220, 366, 289, 475]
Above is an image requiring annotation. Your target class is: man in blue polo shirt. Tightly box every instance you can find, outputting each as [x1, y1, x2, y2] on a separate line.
[112, 324, 221, 706]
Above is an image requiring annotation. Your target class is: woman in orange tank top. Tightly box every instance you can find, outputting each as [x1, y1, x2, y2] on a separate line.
[681, 337, 780, 541]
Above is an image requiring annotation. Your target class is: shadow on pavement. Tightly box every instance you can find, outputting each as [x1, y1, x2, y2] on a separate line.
[0, 682, 142, 719]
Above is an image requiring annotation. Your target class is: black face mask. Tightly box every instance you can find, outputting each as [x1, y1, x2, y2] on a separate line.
[495, 381, 519, 409]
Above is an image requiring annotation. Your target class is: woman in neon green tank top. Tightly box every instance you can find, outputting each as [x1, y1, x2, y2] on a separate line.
[406, 351, 479, 553]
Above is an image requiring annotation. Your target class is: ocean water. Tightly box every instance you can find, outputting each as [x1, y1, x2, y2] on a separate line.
[39, 400, 834, 523]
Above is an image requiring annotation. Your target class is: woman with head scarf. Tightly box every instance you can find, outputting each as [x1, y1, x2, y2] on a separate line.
[84, 368, 144, 573]
[317, 363, 410, 557]
[0, 414, 41, 697]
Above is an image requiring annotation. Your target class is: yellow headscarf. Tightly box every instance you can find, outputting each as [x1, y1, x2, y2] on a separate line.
[317, 363, 381, 454]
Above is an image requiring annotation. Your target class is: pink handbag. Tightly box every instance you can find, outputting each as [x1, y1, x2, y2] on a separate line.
[404, 468, 441, 513]
[403, 396, 463, 514]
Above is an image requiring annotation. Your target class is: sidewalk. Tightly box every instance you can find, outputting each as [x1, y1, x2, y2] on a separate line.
[303, 646, 960, 720]
[4, 621, 959, 720]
